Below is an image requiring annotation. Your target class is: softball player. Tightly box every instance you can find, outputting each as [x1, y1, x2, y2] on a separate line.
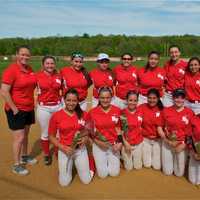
[48, 89, 93, 186]
[1, 45, 37, 175]
[113, 53, 138, 109]
[60, 52, 92, 111]
[121, 91, 143, 171]
[90, 53, 115, 108]
[88, 87, 123, 178]
[36, 56, 63, 165]
[138, 51, 166, 105]
[138, 88, 164, 170]
[160, 89, 194, 177]
[184, 57, 200, 115]
[163, 45, 187, 107]
[188, 114, 200, 185]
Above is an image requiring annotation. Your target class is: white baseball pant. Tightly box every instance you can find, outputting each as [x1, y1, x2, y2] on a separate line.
[79, 100, 88, 111]
[185, 100, 200, 115]
[138, 94, 147, 105]
[58, 146, 92, 186]
[92, 143, 120, 178]
[142, 138, 161, 170]
[162, 92, 174, 107]
[112, 96, 127, 109]
[188, 152, 200, 185]
[121, 142, 143, 171]
[162, 141, 187, 177]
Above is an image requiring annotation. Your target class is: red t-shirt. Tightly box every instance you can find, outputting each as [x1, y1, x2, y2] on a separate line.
[121, 108, 143, 145]
[48, 109, 87, 146]
[138, 67, 166, 96]
[88, 105, 121, 145]
[137, 103, 163, 139]
[36, 70, 62, 105]
[60, 66, 88, 101]
[90, 68, 114, 98]
[191, 115, 200, 143]
[164, 59, 187, 92]
[184, 72, 200, 102]
[1, 63, 36, 111]
[163, 106, 194, 141]
[113, 64, 138, 100]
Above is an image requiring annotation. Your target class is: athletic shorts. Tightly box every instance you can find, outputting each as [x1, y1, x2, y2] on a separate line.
[5, 109, 35, 131]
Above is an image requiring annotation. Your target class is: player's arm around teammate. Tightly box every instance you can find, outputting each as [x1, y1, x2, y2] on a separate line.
[89, 53, 115, 108]
[184, 57, 200, 115]
[160, 89, 194, 177]
[163, 45, 187, 107]
[36, 56, 63, 165]
[112, 53, 138, 109]
[121, 91, 143, 171]
[48, 89, 93, 186]
[137, 51, 166, 105]
[60, 52, 92, 111]
[88, 87, 123, 178]
[0, 46, 37, 175]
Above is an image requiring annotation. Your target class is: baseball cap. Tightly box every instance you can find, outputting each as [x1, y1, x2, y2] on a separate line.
[97, 53, 110, 61]
[71, 52, 84, 59]
[172, 88, 186, 98]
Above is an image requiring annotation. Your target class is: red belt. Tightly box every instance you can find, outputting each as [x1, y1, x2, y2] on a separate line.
[39, 101, 61, 106]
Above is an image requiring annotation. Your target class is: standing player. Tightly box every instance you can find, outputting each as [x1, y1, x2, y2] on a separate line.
[113, 53, 138, 109]
[138, 51, 166, 105]
[36, 56, 63, 165]
[184, 57, 200, 115]
[90, 53, 115, 108]
[138, 89, 164, 170]
[121, 91, 143, 171]
[160, 89, 194, 177]
[48, 89, 93, 186]
[163, 45, 187, 107]
[88, 87, 123, 178]
[1, 46, 37, 175]
[60, 52, 92, 111]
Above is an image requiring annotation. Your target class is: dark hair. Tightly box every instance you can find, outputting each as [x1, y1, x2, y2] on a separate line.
[16, 45, 31, 54]
[64, 88, 83, 119]
[168, 45, 181, 52]
[121, 53, 133, 60]
[172, 88, 186, 99]
[145, 51, 160, 72]
[186, 57, 200, 73]
[126, 90, 139, 100]
[42, 55, 56, 65]
[147, 88, 163, 110]
[81, 67, 92, 87]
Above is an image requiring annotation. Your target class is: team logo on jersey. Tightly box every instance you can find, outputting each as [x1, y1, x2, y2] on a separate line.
[196, 80, 200, 86]
[138, 116, 143, 122]
[157, 73, 164, 80]
[108, 76, 113, 80]
[178, 69, 185, 75]
[30, 72, 34, 75]
[78, 119, 85, 126]
[116, 81, 119, 85]
[155, 112, 160, 117]
[112, 116, 119, 123]
[132, 73, 137, 78]
[182, 116, 189, 124]
[55, 79, 61, 84]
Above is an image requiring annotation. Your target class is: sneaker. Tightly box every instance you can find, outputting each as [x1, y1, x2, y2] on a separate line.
[44, 155, 52, 166]
[21, 155, 38, 165]
[12, 165, 29, 176]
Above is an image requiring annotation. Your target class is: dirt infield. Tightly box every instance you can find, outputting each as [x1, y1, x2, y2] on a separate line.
[0, 96, 200, 200]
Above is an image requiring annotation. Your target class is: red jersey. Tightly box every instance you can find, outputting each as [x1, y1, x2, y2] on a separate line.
[163, 106, 194, 141]
[191, 115, 200, 143]
[164, 59, 187, 92]
[36, 70, 62, 105]
[88, 105, 121, 145]
[138, 67, 166, 96]
[138, 103, 163, 139]
[48, 109, 87, 146]
[1, 63, 36, 111]
[113, 64, 138, 100]
[90, 68, 114, 98]
[122, 108, 143, 145]
[184, 72, 200, 102]
[60, 66, 88, 101]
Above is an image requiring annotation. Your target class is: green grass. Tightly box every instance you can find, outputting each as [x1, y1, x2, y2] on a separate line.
[0, 58, 167, 77]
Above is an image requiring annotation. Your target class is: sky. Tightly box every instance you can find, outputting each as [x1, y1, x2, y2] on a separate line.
[0, 0, 200, 38]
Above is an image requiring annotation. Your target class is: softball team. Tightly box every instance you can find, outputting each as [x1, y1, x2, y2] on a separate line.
[1, 46, 200, 186]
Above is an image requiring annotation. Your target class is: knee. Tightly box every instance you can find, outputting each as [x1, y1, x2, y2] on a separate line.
[15, 134, 25, 144]
[97, 168, 108, 179]
[109, 168, 120, 177]
[79, 174, 92, 185]
[59, 176, 72, 187]
[162, 167, 173, 176]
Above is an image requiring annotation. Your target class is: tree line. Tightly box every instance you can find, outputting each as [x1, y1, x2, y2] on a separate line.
[0, 34, 200, 57]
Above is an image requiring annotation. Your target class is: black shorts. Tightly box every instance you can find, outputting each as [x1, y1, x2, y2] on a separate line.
[5, 109, 35, 131]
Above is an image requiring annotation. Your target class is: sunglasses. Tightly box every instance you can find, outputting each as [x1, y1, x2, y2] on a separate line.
[72, 53, 84, 59]
[122, 57, 132, 61]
